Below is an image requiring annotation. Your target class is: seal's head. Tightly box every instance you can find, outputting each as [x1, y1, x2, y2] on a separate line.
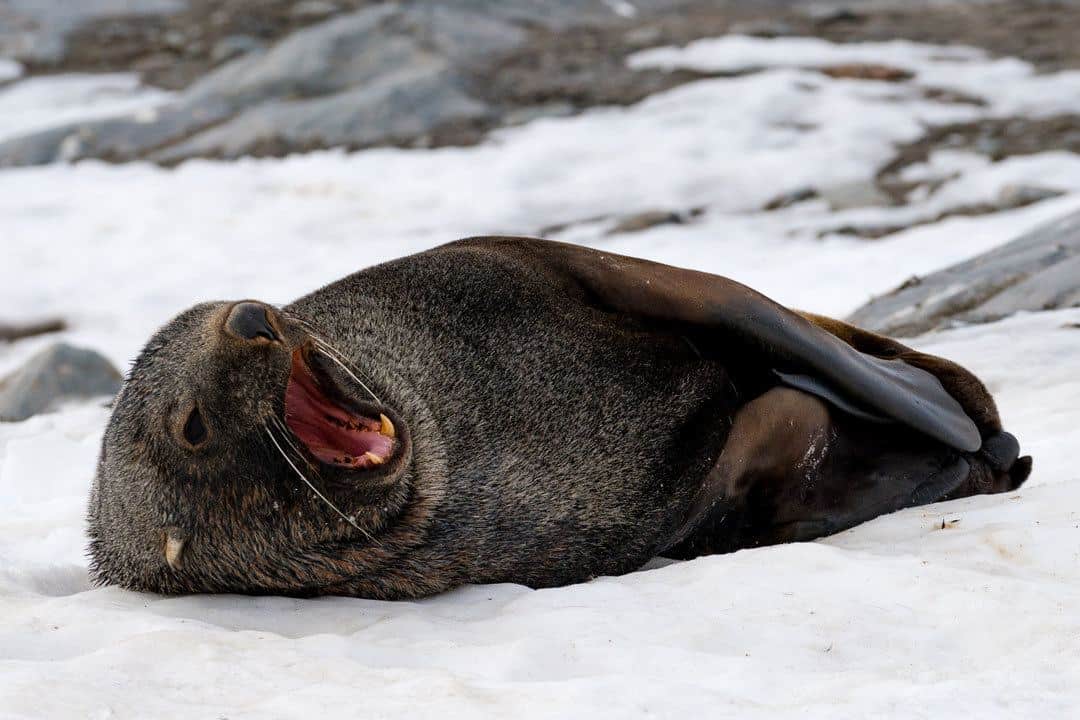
[88, 301, 412, 595]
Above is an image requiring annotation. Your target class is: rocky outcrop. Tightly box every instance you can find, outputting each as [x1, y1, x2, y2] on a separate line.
[0, 1, 663, 166]
[6, 0, 1080, 166]
[847, 209, 1080, 336]
[0, 0, 185, 64]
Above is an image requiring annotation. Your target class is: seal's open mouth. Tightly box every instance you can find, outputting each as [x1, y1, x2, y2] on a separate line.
[284, 348, 396, 469]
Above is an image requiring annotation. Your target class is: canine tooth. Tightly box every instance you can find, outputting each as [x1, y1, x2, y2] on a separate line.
[363, 451, 385, 466]
[164, 532, 186, 571]
[379, 414, 395, 438]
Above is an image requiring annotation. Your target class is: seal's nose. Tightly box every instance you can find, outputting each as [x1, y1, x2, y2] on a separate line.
[226, 302, 280, 343]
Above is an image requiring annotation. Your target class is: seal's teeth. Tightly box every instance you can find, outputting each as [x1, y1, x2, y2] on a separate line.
[164, 533, 186, 571]
[379, 414, 395, 438]
[363, 451, 385, 466]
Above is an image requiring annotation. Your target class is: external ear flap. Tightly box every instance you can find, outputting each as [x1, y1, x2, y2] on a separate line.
[458, 238, 982, 453]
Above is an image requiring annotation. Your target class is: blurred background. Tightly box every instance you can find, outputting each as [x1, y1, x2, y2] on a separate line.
[1, 2, 1079, 718]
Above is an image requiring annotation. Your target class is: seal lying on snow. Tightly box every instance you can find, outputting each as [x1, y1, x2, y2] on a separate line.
[89, 237, 1031, 598]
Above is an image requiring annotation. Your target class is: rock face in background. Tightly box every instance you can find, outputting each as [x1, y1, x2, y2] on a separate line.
[12, 0, 1080, 167]
[0, 0, 186, 64]
[847, 210, 1080, 336]
[0, 343, 122, 421]
[0, 0, 711, 166]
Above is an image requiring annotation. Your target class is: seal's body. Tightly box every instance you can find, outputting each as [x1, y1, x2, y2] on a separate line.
[89, 238, 1030, 599]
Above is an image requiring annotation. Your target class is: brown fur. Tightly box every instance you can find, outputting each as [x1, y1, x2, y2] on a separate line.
[88, 237, 1030, 599]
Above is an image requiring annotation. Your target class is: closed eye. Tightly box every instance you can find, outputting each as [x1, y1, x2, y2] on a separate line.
[182, 406, 208, 448]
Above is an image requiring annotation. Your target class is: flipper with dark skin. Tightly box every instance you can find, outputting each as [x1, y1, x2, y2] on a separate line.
[451, 237, 1032, 554]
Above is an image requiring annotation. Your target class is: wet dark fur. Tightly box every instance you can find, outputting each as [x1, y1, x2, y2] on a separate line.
[88, 237, 1030, 599]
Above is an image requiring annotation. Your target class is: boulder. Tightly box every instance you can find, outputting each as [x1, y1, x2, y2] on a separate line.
[847, 209, 1080, 336]
[151, 63, 490, 161]
[0, 343, 122, 421]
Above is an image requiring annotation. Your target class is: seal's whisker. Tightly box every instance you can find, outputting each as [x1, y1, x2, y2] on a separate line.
[309, 336, 383, 405]
[263, 424, 376, 542]
[268, 416, 320, 477]
[268, 415, 302, 458]
[284, 316, 379, 401]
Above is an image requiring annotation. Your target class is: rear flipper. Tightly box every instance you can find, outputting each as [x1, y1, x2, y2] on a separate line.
[664, 388, 1030, 560]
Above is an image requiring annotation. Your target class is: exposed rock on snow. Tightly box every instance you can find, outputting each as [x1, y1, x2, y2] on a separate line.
[0, 0, 653, 166]
[0, 318, 65, 343]
[763, 186, 819, 211]
[0, 4, 505, 164]
[208, 34, 264, 65]
[0, 343, 121, 421]
[0, 0, 185, 64]
[848, 209, 1080, 336]
[607, 208, 703, 235]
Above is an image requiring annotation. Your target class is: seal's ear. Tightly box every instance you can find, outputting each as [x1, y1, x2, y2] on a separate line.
[455, 237, 982, 453]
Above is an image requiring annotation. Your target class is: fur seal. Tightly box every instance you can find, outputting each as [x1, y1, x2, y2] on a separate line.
[88, 237, 1031, 598]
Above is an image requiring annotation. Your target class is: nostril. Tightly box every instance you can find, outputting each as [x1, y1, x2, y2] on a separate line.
[227, 302, 280, 343]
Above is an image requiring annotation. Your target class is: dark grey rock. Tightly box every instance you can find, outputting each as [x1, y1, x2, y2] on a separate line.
[607, 207, 704, 235]
[728, 19, 795, 37]
[152, 62, 491, 161]
[183, 6, 409, 111]
[0, 343, 122, 421]
[997, 184, 1066, 208]
[0, 3, 525, 166]
[0, 101, 234, 166]
[847, 209, 1080, 336]
[0, 318, 65, 342]
[290, 1, 340, 21]
[803, 5, 862, 25]
[210, 35, 264, 65]
[764, 186, 819, 211]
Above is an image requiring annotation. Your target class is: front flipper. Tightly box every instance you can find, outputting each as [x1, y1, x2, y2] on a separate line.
[451, 237, 981, 451]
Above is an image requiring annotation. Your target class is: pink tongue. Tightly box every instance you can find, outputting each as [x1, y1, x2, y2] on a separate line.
[284, 353, 393, 466]
[286, 414, 393, 461]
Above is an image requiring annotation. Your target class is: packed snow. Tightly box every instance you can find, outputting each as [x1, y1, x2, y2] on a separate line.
[0, 59, 22, 84]
[1, 35, 1078, 719]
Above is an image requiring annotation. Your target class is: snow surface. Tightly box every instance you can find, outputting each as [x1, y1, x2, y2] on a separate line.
[0, 59, 22, 84]
[1, 36, 1078, 719]
[0, 73, 172, 147]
